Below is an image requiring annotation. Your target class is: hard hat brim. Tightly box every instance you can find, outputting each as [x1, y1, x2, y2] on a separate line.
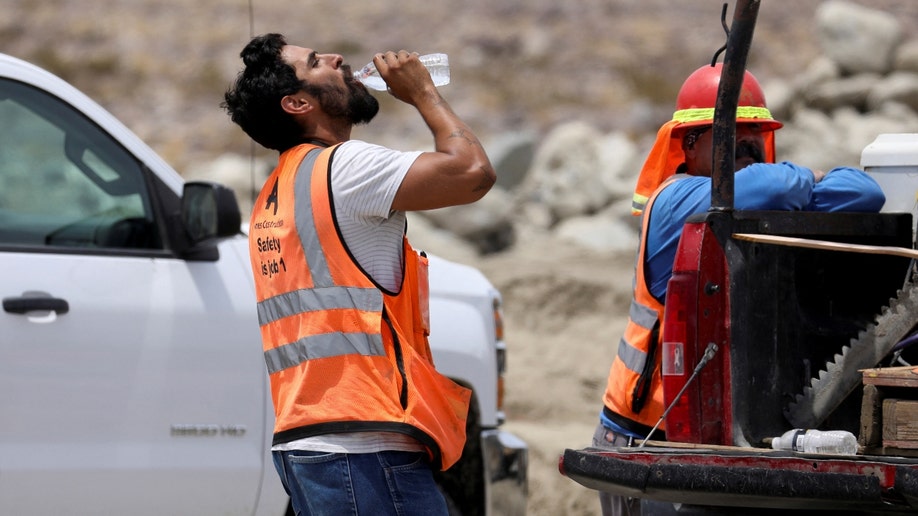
[672, 118, 784, 138]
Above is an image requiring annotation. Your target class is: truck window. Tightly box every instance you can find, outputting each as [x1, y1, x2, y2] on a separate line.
[0, 78, 161, 250]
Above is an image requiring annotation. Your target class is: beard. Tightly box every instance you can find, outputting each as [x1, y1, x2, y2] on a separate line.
[305, 66, 379, 125]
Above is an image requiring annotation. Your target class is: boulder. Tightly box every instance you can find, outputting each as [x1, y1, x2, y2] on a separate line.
[815, 0, 903, 75]
[866, 71, 918, 112]
[894, 39, 918, 73]
[487, 130, 538, 191]
[553, 208, 639, 254]
[521, 121, 616, 222]
[803, 73, 880, 113]
[419, 185, 516, 254]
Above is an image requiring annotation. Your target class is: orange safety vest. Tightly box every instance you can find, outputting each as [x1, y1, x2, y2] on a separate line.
[248, 143, 471, 470]
[603, 176, 683, 433]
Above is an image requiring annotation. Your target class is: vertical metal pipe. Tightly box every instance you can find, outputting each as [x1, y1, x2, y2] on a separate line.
[710, 0, 761, 212]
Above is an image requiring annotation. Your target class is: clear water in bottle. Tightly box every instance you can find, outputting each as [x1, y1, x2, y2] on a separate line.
[353, 53, 450, 91]
[770, 429, 858, 455]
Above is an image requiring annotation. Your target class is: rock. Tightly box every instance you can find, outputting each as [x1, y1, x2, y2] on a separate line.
[894, 39, 918, 73]
[874, 99, 918, 125]
[866, 71, 918, 112]
[840, 104, 918, 166]
[553, 206, 639, 254]
[815, 1, 903, 75]
[798, 55, 842, 94]
[597, 131, 641, 200]
[405, 213, 480, 265]
[803, 73, 881, 112]
[514, 201, 555, 231]
[762, 78, 799, 123]
[419, 185, 516, 254]
[776, 109, 844, 171]
[487, 131, 538, 190]
[521, 121, 617, 222]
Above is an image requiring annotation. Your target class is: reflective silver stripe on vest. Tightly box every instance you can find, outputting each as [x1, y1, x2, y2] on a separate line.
[617, 337, 647, 375]
[257, 286, 383, 325]
[615, 300, 658, 374]
[296, 149, 334, 289]
[629, 299, 657, 330]
[264, 332, 385, 374]
[259, 147, 385, 370]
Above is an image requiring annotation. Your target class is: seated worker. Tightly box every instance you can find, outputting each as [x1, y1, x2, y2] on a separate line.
[593, 62, 886, 516]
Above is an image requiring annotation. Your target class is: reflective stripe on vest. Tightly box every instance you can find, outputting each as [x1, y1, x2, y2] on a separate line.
[614, 297, 660, 374]
[259, 285, 385, 374]
[632, 193, 650, 215]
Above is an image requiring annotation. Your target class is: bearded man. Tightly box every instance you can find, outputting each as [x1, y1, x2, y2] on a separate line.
[223, 33, 495, 516]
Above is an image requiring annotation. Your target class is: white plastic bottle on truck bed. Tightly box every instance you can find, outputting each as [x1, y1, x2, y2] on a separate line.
[771, 429, 858, 455]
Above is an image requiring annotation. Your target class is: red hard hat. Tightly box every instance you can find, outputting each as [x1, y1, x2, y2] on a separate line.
[672, 63, 783, 135]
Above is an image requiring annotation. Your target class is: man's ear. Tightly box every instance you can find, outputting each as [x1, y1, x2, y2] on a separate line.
[281, 94, 312, 115]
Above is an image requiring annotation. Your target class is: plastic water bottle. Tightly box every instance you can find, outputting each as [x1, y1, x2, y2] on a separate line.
[770, 429, 858, 455]
[353, 53, 450, 91]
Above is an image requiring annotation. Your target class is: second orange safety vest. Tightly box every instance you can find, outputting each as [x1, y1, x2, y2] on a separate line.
[603, 175, 683, 433]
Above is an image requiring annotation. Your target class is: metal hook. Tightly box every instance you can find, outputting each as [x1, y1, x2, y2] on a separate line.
[710, 3, 731, 66]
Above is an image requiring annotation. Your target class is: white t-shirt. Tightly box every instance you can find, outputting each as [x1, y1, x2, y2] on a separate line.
[328, 140, 422, 292]
[272, 139, 425, 454]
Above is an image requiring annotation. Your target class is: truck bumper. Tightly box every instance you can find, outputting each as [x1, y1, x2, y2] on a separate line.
[561, 446, 918, 513]
[481, 429, 528, 515]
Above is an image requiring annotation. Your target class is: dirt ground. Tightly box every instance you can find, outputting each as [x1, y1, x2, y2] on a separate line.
[474, 232, 637, 516]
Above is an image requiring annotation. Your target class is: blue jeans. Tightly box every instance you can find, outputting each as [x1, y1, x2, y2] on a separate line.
[592, 423, 641, 516]
[273, 449, 449, 516]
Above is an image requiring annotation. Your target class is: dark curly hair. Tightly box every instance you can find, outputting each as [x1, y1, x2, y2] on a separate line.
[222, 33, 306, 152]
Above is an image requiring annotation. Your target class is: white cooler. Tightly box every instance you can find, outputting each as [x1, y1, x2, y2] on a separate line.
[861, 133, 918, 236]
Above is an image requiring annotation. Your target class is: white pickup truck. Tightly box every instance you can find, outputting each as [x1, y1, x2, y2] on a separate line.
[0, 52, 527, 515]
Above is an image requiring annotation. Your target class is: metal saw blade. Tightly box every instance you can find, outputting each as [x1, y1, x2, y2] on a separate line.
[785, 280, 918, 429]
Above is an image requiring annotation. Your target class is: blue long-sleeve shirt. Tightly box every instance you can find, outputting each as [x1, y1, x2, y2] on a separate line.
[645, 162, 886, 300]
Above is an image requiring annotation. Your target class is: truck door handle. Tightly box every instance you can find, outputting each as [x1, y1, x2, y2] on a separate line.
[3, 294, 70, 315]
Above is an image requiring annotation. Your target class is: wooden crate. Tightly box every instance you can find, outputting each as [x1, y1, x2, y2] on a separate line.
[861, 366, 918, 456]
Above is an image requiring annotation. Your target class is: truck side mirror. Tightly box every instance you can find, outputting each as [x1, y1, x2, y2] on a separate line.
[181, 181, 242, 245]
